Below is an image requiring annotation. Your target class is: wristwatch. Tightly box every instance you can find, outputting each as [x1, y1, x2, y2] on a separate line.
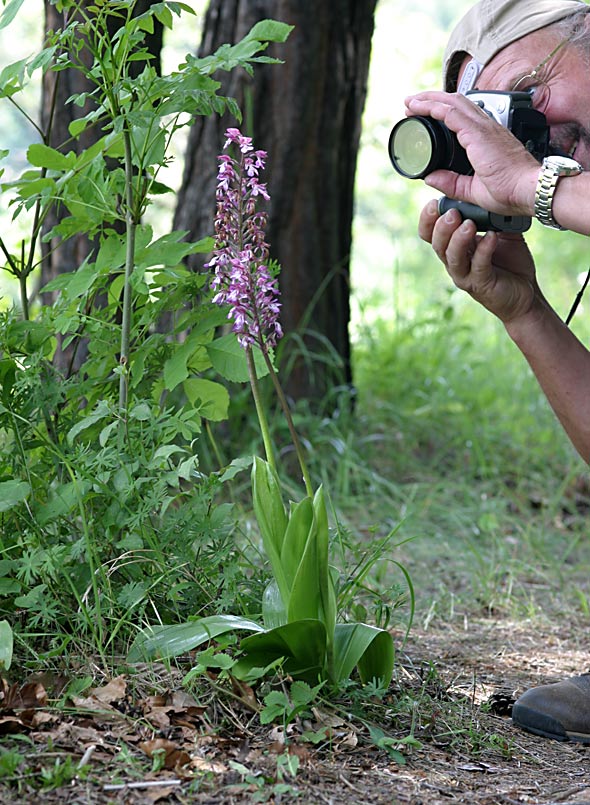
[534, 155, 583, 230]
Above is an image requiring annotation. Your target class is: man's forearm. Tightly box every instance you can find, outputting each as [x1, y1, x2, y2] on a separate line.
[505, 304, 590, 462]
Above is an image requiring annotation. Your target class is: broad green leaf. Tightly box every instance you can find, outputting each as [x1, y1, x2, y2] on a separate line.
[136, 232, 210, 269]
[0, 621, 13, 671]
[127, 615, 264, 662]
[206, 333, 269, 383]
[27, 143, 75, 171]
[333, 623, 394, 686]
[184, 378, 229, 422]
[252, 458, 289, 604]
[244, 20, 294, 44]
[238, 619, 327, 683]
[95, 231, 127, 274]
[0, 480, 30, 513]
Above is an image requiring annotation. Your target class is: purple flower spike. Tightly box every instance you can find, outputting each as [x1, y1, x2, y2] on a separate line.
[207, 128, 282, 350]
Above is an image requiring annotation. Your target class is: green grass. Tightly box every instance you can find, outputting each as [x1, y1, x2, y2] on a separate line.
[341, 296, 590, 623]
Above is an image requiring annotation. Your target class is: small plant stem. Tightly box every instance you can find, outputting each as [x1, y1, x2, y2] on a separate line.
[19, 274, 29, 321]
[261, 349, 313, 498]
[118, 128, 137, 433]
[19, 241, 29, 320]
[245, 346, 277, 473]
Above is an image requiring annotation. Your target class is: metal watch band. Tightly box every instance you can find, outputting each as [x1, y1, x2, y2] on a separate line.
[534, 158, 583, 231]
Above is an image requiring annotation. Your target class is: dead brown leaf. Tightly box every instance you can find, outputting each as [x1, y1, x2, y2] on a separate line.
[1, 680, 47, 709]
[89, 675, 127, 704]
[139, 737, 191, 770]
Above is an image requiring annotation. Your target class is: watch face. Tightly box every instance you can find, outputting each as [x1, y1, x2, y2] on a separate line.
[546, 155, 582, 171]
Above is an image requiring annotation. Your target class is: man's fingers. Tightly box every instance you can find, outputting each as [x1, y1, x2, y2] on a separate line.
[418, 199, 440, 243]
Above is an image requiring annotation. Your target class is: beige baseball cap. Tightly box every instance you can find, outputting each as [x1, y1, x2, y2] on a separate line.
[444, 0, 590, 92]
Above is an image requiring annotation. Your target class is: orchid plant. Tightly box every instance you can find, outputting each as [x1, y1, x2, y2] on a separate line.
[129, 130, 395, 689]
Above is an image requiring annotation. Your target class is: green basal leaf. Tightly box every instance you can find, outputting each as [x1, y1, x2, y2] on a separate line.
[313, 487, 337, 641]
[0, 621, 13, 671]
[262, 579, 287, 630]
[286, 502, 323, 623]
[280, 496, 314, 591]
[127, 615, 264, 662]
[252, 457, 290, 605]
[237, 619, 327, 683]
[0, 480, 30, 513]
[333, 623, 394, 686]
[252, 458, 289, 604]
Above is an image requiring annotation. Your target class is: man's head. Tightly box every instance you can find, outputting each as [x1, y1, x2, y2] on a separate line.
[443, 0, 590, 167]
[444, 0, 590, 93]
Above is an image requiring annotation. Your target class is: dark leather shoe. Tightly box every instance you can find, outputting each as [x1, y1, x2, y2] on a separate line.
[512, 674, 590, 743]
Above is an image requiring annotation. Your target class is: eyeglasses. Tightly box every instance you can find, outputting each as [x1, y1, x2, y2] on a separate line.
[510, 36, 572, 112]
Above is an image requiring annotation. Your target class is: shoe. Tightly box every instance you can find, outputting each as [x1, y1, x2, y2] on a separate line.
[512, 674, 590, 743]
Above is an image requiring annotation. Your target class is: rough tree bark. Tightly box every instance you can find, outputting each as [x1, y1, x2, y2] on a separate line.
[173, 0, 377, 401]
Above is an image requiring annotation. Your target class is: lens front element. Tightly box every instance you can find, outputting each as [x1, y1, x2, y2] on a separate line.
[388, 118, 434, 179]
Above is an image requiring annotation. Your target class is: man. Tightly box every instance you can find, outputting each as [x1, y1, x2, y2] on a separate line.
[404, 0, 590, 744]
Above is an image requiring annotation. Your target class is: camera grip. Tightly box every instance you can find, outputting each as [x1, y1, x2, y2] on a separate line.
[438, 197, 531, 233]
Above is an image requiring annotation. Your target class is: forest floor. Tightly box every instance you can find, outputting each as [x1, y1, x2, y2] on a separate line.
[2, 607, 590, 804]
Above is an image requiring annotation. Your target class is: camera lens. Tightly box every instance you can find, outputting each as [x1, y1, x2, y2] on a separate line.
[388, 116, 471, 179]
[388, 118, 436, 179]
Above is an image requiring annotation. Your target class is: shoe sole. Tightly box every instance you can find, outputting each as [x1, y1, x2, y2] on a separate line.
[512, 702, 590, 744]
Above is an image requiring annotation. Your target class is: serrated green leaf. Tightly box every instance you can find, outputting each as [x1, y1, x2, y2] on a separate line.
[127, 615, 264, 662]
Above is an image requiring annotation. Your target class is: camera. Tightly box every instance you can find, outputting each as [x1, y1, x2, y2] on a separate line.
[388, 90, 551, 232]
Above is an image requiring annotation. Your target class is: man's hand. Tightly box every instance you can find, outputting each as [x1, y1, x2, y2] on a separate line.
[419, 199, 541, 325]
[405, 91, 541, 217]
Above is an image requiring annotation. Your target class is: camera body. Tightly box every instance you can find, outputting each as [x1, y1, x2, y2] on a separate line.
[388, 90, 551, 232]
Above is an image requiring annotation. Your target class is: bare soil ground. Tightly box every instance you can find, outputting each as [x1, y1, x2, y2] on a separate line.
[2, 611, 590, 804]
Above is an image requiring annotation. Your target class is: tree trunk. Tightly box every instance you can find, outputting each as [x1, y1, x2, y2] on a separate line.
[173, 0, 377, 401]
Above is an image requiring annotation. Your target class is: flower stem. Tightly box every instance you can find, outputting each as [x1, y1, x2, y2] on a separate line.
[261, 349, 313, 498]
[246, 346, 277, 473]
